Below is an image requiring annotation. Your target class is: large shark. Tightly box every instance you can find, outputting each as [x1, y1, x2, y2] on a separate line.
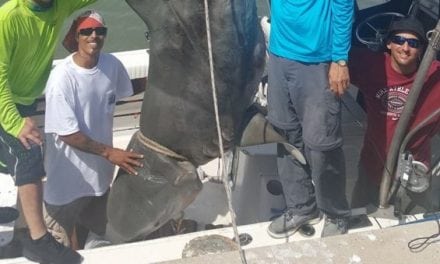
[107, 0, 266, 242]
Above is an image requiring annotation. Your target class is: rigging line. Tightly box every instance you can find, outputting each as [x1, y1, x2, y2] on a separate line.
[340, 97, 393, 180]
[343, 92, 440, 204]
[203, 1, 247, 263]
[136, 131, 187, 161]
[388, 108, 440, 201]
[165, 0, 208, 61]
[399, 108, 440, 155]
[427, 155, 440, 176]
[407, 215, 440, 252]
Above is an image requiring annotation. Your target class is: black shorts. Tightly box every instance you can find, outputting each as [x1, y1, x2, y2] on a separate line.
[0, 103, 45, 186]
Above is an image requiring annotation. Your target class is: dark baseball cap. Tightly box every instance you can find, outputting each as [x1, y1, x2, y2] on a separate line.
[388, 16, 427, 43]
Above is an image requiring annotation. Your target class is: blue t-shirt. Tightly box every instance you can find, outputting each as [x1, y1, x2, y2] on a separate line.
[269, 0, 354, 63]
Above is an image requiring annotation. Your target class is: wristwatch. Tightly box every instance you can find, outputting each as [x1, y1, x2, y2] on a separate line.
[336, 60, 347, 67]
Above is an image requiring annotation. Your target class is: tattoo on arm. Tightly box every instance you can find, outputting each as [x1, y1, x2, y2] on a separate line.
[59, 131, 110, 158]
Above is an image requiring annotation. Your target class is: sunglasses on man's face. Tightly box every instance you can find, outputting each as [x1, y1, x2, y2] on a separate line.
[78, 27, 107, 36]
[390, 35, 421, 49]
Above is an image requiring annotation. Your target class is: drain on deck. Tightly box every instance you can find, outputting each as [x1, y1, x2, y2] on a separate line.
[232, 233, 253, 246]
[299, 224, 315, 237]
[267, 180, 283, 196]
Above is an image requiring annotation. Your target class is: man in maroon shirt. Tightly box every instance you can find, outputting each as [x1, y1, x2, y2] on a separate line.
[350, 16, 440, 211]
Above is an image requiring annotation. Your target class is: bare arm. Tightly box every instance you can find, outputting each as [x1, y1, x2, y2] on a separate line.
[59, 131, 143, 175]
[329, 0, 353, 97]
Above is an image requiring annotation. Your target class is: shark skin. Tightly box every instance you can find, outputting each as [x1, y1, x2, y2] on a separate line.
[107, 0, 266, 242]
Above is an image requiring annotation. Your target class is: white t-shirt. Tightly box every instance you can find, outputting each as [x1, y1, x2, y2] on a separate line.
[44, 53, 133, 205]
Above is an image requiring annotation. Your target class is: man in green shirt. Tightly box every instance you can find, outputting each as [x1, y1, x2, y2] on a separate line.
[0, 1, 97, 263]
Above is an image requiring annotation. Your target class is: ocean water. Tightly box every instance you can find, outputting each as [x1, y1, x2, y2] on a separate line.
[0, 0, 270, 59]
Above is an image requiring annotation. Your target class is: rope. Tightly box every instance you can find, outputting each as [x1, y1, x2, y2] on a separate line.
[136, 131, 187, 161]
[407, 214, 440, 252]
[203, 1, 247, 263]
[341, 98, 393, 180]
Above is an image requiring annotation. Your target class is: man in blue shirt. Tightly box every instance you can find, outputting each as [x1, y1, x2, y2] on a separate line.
[267, 0, 354, 238]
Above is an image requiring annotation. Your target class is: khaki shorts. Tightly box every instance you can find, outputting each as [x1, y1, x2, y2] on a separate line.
[44, 191, 109, 247]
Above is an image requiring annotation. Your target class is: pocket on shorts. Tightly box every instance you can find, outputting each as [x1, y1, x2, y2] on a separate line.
[324, 89, 341, 137]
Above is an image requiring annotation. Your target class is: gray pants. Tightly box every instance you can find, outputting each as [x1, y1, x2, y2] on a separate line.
[267, 53, 350, 218]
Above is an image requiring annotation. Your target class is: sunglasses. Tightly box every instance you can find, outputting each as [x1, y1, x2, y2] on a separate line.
[390, 35, 421, 48]
[78, 27, 107, 36]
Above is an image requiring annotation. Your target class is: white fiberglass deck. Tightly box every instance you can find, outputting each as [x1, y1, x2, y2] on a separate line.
[1, 49, 439, 263]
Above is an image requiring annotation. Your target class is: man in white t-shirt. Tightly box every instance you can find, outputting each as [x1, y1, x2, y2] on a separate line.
[43, 10, 144, 248]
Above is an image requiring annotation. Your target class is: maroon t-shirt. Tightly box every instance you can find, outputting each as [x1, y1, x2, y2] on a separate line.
[350, 48, 440, 186]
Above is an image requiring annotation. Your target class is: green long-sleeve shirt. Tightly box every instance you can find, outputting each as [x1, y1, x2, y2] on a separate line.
[0, 0, 96, 137]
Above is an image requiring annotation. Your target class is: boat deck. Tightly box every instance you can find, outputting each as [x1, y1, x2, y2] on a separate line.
[2, 208, 439, 263]
[160, 219, 440, 264]
[1, 49, 439, 263]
